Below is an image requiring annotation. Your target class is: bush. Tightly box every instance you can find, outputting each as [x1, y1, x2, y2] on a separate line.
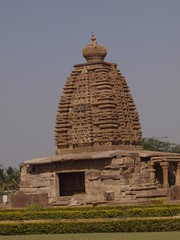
[1, 218, 180, 235]
[151, 198, 165, 205]
[1, 203, 180, 213]
[1, 207, 180, 220]
[26, 203, 44, 211]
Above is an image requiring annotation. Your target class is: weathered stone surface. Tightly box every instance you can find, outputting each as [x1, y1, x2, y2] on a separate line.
[168, 185, 180, 200]
[32, 182, 46, 188]
[104, 165, 120, 170]
[126, 167, 134, 174]
[139, 172, 150, 178]
[8, 193, 49, 208]
[102, 179, 114, 186]
[20, 180, 32, 188]
[120, 186, 130, 192]
[111, 158, 125, 165]
[101, 175, 120, 180]
[124, 157, 134, 164]
[69, 199, 83, 206]
[85, 170, 101, 180]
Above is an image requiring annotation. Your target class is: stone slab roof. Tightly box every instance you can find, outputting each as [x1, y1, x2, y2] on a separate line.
[20, 150, 180, 167]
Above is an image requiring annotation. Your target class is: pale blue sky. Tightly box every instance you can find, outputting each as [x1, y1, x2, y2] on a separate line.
[0, 0, 180, 168]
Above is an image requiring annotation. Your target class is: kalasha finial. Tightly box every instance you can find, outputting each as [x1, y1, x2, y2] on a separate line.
[82, 35, 107, 63]
[91, 34, 97, 46]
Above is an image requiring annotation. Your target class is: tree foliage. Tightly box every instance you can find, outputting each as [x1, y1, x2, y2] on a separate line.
[143, 137, 180, 153]
[0, 167, 20, 193]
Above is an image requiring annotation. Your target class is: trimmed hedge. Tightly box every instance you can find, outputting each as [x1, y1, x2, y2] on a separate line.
[1, 207, 180, 220]
[1, 203, 180, 213]
[1, 218, 180, 235]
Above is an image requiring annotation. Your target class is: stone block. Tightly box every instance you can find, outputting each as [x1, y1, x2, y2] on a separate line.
[20, 180, 32, 188]
[112, 158, 124, 165]
[125, 191, 136, 195]
[168, 185, 180, 200]
[104, 165, 120, 170]
[101, 174, 120, 180]
[85, 170, 101, 180]
[88, 180, 102, 195]
[124, 157, 134, 164]
[126, 167, 134, 174]
[119, 178, 128, 184]
[134, 167, 141, 173]
[141, 163, 149, 171]
[41, 173, 54, 178]
[111, 165, 121, 169]
[69, 199, 83, 206]
[102, 179, 114, 186]
[32, 182, 46, 188]
[139, 172, 150, 178]
[8, 192, 49, 207]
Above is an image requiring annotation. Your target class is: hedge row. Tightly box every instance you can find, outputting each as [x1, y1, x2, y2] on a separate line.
[1, 218, 180, 235]
[1, 207, 180, 220]
[1, 203, 180, 213]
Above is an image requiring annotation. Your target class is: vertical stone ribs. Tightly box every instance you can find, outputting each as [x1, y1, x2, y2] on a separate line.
[55, 67, 93, 152]
[55, 74, 76, 150]
[110, 65, 142, 146]
[55, 36, 142, 154]
[55, 63, 142, 154]
[94, 68, 120, 146]
[70, 67, 93, 148]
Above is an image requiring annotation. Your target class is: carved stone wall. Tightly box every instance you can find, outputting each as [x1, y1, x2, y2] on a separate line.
[55, 36, 142, 154]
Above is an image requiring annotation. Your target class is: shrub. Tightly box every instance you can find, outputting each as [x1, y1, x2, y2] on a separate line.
[151, 198, 165, 205]
[1, 218, 180, 235]
[26, 203, 44, 211]
[1, 207, 180, 220]
[1, 203, 180, 213]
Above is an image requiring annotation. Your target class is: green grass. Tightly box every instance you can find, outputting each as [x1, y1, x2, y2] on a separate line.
[0, 232, 180, 240]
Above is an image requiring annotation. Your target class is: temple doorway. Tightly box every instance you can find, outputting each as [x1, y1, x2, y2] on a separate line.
[58, 172, 85, 196]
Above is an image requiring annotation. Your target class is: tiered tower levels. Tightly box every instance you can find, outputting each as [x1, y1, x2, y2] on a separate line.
[55, 35, 142, 154]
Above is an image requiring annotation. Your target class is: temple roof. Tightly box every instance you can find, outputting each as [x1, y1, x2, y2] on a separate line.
[21, 150, 180, 166]
[55, 36, 142, 154]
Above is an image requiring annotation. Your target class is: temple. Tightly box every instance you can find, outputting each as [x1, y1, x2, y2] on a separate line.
[12, 36, 180, 206]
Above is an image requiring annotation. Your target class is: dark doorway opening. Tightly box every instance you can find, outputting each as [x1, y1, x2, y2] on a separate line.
[154, 163, 163, 186]
[59, 172, 85, 196]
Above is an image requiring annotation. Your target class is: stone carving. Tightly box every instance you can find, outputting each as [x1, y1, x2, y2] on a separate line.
[55, 35, 142, 154]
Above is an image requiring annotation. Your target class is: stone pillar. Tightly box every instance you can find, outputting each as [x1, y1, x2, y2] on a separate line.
[161, 162, 169, 188]
[149, 163, 155, 183]
[176, 163, 180, 186]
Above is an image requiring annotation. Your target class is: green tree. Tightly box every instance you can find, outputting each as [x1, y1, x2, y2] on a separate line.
[5, 167, 20, 191]
[143, 137, 180, 153]
[0, 168, 6, 193]
[0, 166, 20, 193]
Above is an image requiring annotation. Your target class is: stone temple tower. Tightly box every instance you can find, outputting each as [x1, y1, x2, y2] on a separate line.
[16, 35, 180, 207]
[55, 35, 142, 154]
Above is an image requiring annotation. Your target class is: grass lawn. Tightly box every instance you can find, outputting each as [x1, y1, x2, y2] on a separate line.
[0, 232, 180, 240]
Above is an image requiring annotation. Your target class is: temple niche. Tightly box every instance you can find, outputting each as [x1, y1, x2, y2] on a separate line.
[14, 35, 180, 207]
